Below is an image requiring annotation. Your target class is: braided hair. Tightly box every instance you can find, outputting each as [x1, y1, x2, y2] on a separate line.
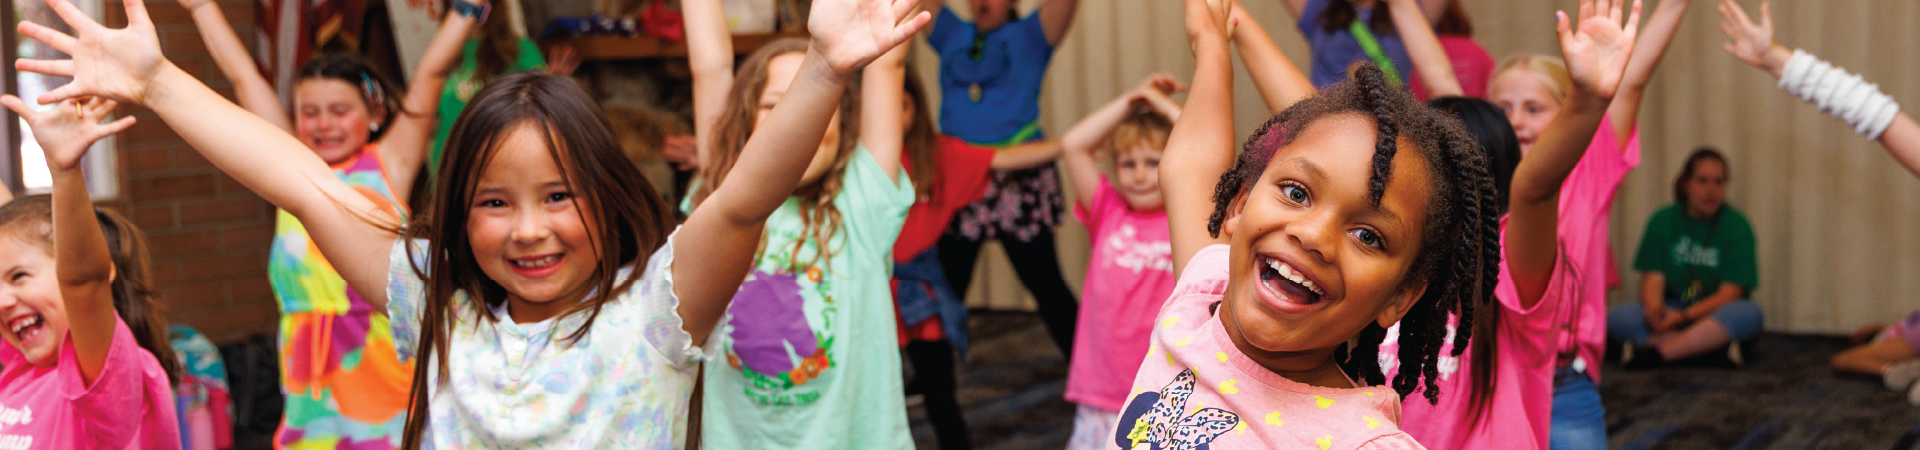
[1204, 65, 1502, 404]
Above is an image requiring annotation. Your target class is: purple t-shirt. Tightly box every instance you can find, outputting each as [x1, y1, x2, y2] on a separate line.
[1298, 0, 1414, 88]
[1065, 177, 1174, 411]
[0, 315, 180, 449]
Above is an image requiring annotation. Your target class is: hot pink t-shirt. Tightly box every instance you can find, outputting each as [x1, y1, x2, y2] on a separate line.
[1065, 177, 1174, 411]
[1382, 114, 1638, 450]
[1382, 221, 1575, 450]
[0, 315, 180, 449]
[1109, 244, 1424, 450]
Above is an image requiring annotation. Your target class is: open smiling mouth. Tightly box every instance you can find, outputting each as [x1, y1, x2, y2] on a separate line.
[1257, 255, 1325, 305]
[8, 314, 45, 345]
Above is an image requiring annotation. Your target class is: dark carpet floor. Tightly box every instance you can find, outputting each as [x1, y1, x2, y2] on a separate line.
[918, 314, 1920, 450]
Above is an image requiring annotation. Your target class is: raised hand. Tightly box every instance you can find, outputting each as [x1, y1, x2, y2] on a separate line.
[1717, 0, 1779, 71]
[1134, 73, 1187, 98]
[15, 0, 169, 106]
[0, 96, 137, 171]
[1185, 0, 1234, 50]
[1556, 0, 1642, 100]
[809, 0, 932, 77]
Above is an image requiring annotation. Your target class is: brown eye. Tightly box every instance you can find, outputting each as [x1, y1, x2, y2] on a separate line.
[1351, 228, 1384, 249]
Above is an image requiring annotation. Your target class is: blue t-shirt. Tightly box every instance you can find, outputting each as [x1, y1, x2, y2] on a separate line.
[928, 8, 1054, 143]
[1297, 0, 1414, 88]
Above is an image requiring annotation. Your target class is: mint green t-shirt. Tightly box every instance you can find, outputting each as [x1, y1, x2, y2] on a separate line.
[430, 38, 546, 178]
[1632, 203, 1759, 303]
[699, 145, 916, 449]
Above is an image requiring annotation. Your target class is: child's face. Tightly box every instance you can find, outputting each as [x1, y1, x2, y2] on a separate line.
[757, 52, 844, 186]
[294, 79, 377, 165]
[1114, 144, 1164, 212]
[1489, 69, 1561, 155]
[968, 0, 1013, 32]
[0, 235, 69, 367]
[1218, 114, 1432, 366]
[466, 124, 606, 323]
[1683, 158, 1729, 219]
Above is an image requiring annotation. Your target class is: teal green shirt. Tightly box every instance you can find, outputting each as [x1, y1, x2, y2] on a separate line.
[430, 38, 545, 177]
[1632, 203, 1759, 303]
[698, 145, 915, 449]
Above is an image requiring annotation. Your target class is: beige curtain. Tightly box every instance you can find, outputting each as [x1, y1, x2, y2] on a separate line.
[920, 0, 1920, 334]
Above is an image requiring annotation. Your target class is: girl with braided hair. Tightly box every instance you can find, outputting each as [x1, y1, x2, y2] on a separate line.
[1105, 0, 1499, 447]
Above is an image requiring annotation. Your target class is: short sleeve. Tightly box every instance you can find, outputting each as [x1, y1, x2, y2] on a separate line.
[619, 228, 719, 367]
[841, 145, 917, 249]
[1071, 176, 1120, 231]
[937, 137, 997, 208]
[66, 316, 175, 449]
[1632, 209, 1669, 273]
[1007, 11, 1055, 55]
[928, 7, 965, 50]
[386, 238, 429, 360]
[1721, 213, 1760, 292]
[1356, 432, 1430, 450]
[1169, 244, 1233, 300]
[511, 37, 547, 72]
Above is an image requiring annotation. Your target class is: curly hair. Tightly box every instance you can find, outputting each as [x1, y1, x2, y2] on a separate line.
[1204, 65, 1501, 404]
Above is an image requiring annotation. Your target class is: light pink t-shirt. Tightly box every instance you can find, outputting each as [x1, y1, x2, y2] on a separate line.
[1382, 221, 1576, 450]
[0, 315, 180, 449]
[1109, 244, 1424, 450]
[1382, 114, 1638, 450]
[1066, 177, 1175, 412]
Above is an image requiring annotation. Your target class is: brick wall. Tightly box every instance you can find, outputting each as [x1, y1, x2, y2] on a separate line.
[110, 0, 280, 344]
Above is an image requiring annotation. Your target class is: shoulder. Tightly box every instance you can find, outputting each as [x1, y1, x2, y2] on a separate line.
[1169, 244, 1233, 299]
[1354, 431, 1429, 450]
[1720, 206, 1756, 234]
[1646, 204, 1682, 225]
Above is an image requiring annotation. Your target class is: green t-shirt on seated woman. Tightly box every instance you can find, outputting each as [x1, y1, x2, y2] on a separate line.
[431, 38, 546, 177]
[1632, 203, 1759, 304]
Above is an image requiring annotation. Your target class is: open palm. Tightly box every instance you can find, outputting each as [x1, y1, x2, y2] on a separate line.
[0, 96, 137, 171]
[15, 0, 168, 106]
[1717, 0, 1774, 69]
[1557, 0, 1641, 100]
[809, 0, 932, 76]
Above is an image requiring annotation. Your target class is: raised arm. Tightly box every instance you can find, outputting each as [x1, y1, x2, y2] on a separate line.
[1165, 0, 1237, 274]
[0, 96, 136, 385]
[1230, 1, 1314, 112]
[1037, 0, 1082, 46]
[180, 0, 289, 131]
[1719, 1, 1920, 177]
[686, 0, 735, 170]
[860, 43, 910, 181]
[1387, 0, 1462, 98]
[19, 0, 404, 312]
[1280, 0, 1307, 21]
[377, 0, 488, 206]
[1061, 74, 1182, 208]
[1607, 0, 1686, 148]
[671, 0, 930, 343]
[1505, 0, 1638, 307]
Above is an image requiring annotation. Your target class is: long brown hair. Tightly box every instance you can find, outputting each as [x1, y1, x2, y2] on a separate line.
[693, 38, 861, 270]
[902, 64, 940, 200]
[1318, 0, 1396, 35]
[398, 72, 676, 448]
[0, 196, 181, 386]
[470, 0, 526, 83]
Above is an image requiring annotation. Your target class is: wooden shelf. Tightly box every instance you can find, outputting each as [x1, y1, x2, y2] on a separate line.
[543, 31, 810, 61]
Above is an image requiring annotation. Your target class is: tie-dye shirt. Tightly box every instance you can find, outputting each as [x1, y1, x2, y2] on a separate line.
[1111, 244, 1425, 450]
[386, 230, 716, 448]
[267, 143, 413, 449]
[700, 146, 917, 449]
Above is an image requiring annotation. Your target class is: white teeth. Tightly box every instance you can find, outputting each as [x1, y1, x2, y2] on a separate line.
[1266, 258, 1324, 296]
[511, 255, 560, 269]
[10, 316, 40, 334]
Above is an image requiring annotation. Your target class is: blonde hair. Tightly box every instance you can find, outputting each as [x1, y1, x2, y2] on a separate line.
[1493, 55, 1572, 105]
[1108, 111, 1173, 158]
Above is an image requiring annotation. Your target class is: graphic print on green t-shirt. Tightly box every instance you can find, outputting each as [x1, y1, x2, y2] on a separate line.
[721, 233, 839, 406]
[1633, 204, 1758, 303]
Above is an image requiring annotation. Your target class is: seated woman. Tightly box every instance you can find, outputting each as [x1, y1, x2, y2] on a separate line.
[1610, 147, 1763, 367]
[1833, 312, 1920, 403]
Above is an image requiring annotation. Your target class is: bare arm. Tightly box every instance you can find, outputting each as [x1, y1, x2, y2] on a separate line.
[1230, 1, 1314, 113]
[1387, 0, 1462, 98]
[1060, 84, 1150, 208]
[1037, 0, 1082, 46]
[686, 0, 735, 170]
[860, 43, 910, 181]
[0, 96, 137, 385]
[1281, 0, 1308, 21]
[988, 140, 1064, 170]
[1165, 0, 1237, 274]
[1506, 0, 1638, 308]
[1719, 1, 1920, 177]
[1639, 271, 1666, 325]
[672, 0, 930, 344]
[1608, 0, 1687, 149]
[182, 0, 289, 131]
[1681, 282, 1744, 323]
[378, 0, 486, 206]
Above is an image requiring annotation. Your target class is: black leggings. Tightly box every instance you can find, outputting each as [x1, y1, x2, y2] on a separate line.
[936, 229, 1080, 356]
[906, 340, 970, 449]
